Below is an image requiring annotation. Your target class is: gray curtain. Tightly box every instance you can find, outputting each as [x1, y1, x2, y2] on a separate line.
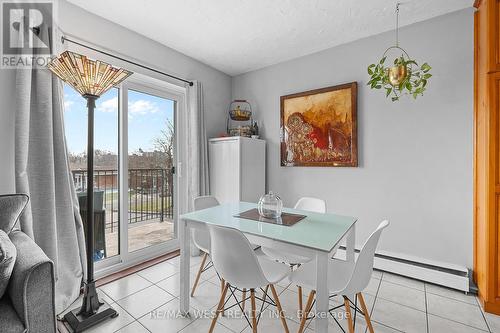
[14, 23, 86, 313]
[187, 81, 210, 211]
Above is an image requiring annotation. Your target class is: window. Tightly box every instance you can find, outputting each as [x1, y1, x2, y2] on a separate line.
[127, 89, 176, 252]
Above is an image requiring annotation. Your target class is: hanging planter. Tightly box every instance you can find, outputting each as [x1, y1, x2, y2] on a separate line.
[367, 3, 432, 102]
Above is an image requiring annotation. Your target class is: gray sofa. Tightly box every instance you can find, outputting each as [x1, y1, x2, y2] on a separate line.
[0, 195, 56, 333]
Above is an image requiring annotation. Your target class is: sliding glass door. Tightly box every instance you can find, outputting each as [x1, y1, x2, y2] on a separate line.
[64, 73, 184, 276]
[126, 86, 177, 254]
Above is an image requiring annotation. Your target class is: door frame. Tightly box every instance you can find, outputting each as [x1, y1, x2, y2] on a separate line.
[94, 73, 187, 278]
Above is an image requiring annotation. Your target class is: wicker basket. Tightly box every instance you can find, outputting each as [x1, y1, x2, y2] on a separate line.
[227, 100, 253, 137]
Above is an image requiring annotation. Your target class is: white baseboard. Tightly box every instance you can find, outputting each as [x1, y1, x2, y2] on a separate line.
[336, 247, 470, 292]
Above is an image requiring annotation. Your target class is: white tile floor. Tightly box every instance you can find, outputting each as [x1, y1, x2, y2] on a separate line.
[63, 255, 500, 333]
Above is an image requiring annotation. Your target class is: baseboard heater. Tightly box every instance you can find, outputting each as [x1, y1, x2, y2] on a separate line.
[336, 246, 473, 293]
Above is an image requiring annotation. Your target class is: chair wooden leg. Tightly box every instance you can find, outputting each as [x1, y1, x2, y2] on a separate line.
[297, 286, 303, 311]
[209, 282, 229, 333]
[191, 252, 208, 297]
[270, 284, 290, 333]
[343, 296, 355, 333]
[220, 278, 226, 315]
[298, 290, 315, 333]
[250, 289, 258, 333]
[242, 288, 247, 311]
[358, 293, 374, 333]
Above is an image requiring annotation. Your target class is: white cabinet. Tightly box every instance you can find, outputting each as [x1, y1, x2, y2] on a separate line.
[209, 137, 265, 204]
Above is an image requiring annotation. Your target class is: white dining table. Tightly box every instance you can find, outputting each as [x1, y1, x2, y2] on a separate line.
[179, 201, 357, 333]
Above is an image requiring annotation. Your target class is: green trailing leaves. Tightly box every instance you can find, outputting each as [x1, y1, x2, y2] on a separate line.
[367, 55, 432, 102]
[421, 63, 431, 72]
[368, 63, 376, 76]
[386, 87, 392, 97]
[405, 81, 412, 91]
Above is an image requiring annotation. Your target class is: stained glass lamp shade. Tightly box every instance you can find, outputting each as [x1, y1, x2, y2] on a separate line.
[48, 50, 132, 97]
[47, 51, 131, 332]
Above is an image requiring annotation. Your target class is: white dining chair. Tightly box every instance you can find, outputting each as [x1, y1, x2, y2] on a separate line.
[191, 196, 220, 297]
[260, 196, 326, 310]
[294, 197, 327, 212]
[207, 224, 291, 333]
[292, 220, 389, 333]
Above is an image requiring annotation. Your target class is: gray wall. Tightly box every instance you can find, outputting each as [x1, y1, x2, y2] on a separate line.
[232, 9, 474, 268]
[0, 0, 232, 194]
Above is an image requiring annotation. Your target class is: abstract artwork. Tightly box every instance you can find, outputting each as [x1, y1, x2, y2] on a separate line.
[280, 82, 357, 167]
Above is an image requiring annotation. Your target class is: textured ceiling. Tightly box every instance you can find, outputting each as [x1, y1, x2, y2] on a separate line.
[66, 0, 472, 76]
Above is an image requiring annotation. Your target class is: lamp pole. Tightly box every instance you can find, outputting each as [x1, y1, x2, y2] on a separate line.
[78, 94, 102, 316]
[64, 94, 118, 332]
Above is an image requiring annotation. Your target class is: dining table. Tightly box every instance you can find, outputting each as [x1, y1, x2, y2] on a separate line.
[179, 201, 357, 333]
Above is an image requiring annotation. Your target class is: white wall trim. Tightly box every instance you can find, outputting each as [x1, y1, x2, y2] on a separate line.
[336, 248, 470, 292]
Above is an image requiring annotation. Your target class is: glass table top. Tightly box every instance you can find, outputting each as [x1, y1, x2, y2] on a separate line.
[180, 202, 357, 253]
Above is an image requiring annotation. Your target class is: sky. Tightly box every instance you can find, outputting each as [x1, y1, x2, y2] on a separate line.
[64, 84, 175, 154]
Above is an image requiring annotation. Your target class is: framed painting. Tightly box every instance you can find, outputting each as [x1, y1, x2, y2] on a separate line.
[280, 82, 358, 167]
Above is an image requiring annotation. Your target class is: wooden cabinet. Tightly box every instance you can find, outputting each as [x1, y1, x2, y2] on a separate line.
[492, 0, 500, 70]
[208, 137, 265, 204]
[474, 0, 500, 315]
[478, 0, 500, 72]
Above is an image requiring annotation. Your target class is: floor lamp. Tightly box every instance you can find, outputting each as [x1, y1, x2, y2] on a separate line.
[47, 51, 132, 332]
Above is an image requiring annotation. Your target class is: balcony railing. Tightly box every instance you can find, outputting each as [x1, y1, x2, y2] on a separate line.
[72, 168, 173, 232]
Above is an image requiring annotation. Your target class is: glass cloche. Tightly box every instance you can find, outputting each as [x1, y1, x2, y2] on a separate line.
[258, 191, 283, 219]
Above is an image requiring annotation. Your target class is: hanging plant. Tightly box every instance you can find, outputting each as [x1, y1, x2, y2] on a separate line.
[367, 50, 432, 102]
[367, 3, 432, 102]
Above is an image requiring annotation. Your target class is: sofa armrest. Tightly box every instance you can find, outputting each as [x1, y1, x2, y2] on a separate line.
[7, 230, 56, 333]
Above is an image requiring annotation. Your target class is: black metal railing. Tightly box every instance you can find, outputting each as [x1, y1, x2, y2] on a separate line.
[72, 168, 173, 232]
